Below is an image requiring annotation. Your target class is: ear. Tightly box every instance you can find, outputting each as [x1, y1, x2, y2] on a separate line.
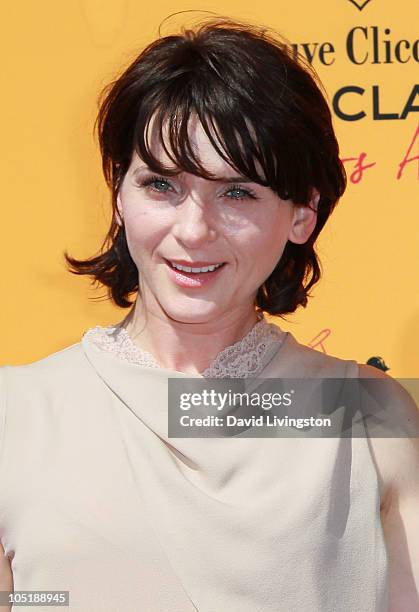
[115, 192, 123, 227]
[287, 188, 320, 245]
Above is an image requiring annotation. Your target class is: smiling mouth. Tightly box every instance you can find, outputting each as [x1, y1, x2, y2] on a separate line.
[165, 260, 226, 274]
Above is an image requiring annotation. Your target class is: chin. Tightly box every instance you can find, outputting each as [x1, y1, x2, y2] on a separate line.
[162, 304, 221, 325]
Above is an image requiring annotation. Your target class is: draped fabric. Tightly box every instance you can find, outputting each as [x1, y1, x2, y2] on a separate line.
[0, 319, 388, 611]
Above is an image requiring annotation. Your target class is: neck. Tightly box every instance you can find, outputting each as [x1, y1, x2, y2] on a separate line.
[119, 299, 262, 374]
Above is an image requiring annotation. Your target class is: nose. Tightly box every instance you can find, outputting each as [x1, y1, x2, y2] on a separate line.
[171, 196, 217, 248]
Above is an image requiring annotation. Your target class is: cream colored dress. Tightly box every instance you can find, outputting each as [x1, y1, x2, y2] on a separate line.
[0, 317, 388, 611]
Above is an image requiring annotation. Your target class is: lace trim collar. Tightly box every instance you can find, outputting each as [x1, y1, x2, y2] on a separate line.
[83, 314, 286, 378]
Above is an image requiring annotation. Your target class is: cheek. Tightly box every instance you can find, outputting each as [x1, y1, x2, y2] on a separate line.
[122, 206, 170, 261]
[231, 221, 289, 268]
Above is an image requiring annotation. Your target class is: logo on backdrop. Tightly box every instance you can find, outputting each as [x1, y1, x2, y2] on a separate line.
[286, 7, 418, 180]
[287, 22, 418, 123]
[348, 0, 372, 11]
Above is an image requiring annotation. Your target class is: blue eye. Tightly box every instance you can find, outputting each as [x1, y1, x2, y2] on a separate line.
[141, 175, 173, 193]
[225, 185, 257, 200]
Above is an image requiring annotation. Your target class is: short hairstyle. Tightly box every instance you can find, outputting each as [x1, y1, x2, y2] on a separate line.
[64, 16, 346, 316]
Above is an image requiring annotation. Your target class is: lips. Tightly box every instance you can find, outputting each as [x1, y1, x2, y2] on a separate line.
[164, 258, 227, 288]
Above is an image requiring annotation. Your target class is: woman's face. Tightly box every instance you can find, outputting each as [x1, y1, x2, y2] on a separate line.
[117, 116, 317, 324]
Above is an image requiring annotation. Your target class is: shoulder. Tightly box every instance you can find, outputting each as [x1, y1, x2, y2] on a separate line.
[0, 342, 89, 464]
[357, 364, 419, 511]
[357, 364, 419, 436]
[1, 341, 88, 393]
[273, 330, 359, 377]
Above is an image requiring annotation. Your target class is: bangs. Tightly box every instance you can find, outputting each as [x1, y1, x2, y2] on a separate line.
[130, 75, 291, 199]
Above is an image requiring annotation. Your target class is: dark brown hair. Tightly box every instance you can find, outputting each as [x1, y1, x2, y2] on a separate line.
[64, 16, 346, 316]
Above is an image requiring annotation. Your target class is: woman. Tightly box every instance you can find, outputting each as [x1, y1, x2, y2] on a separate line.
[1, 17, 418, 612]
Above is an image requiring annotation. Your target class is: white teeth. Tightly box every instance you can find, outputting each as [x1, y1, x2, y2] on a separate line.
[171, 262, 224, 273]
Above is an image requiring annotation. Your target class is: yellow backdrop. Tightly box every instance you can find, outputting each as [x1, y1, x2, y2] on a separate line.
[1, 1, 418, 375]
